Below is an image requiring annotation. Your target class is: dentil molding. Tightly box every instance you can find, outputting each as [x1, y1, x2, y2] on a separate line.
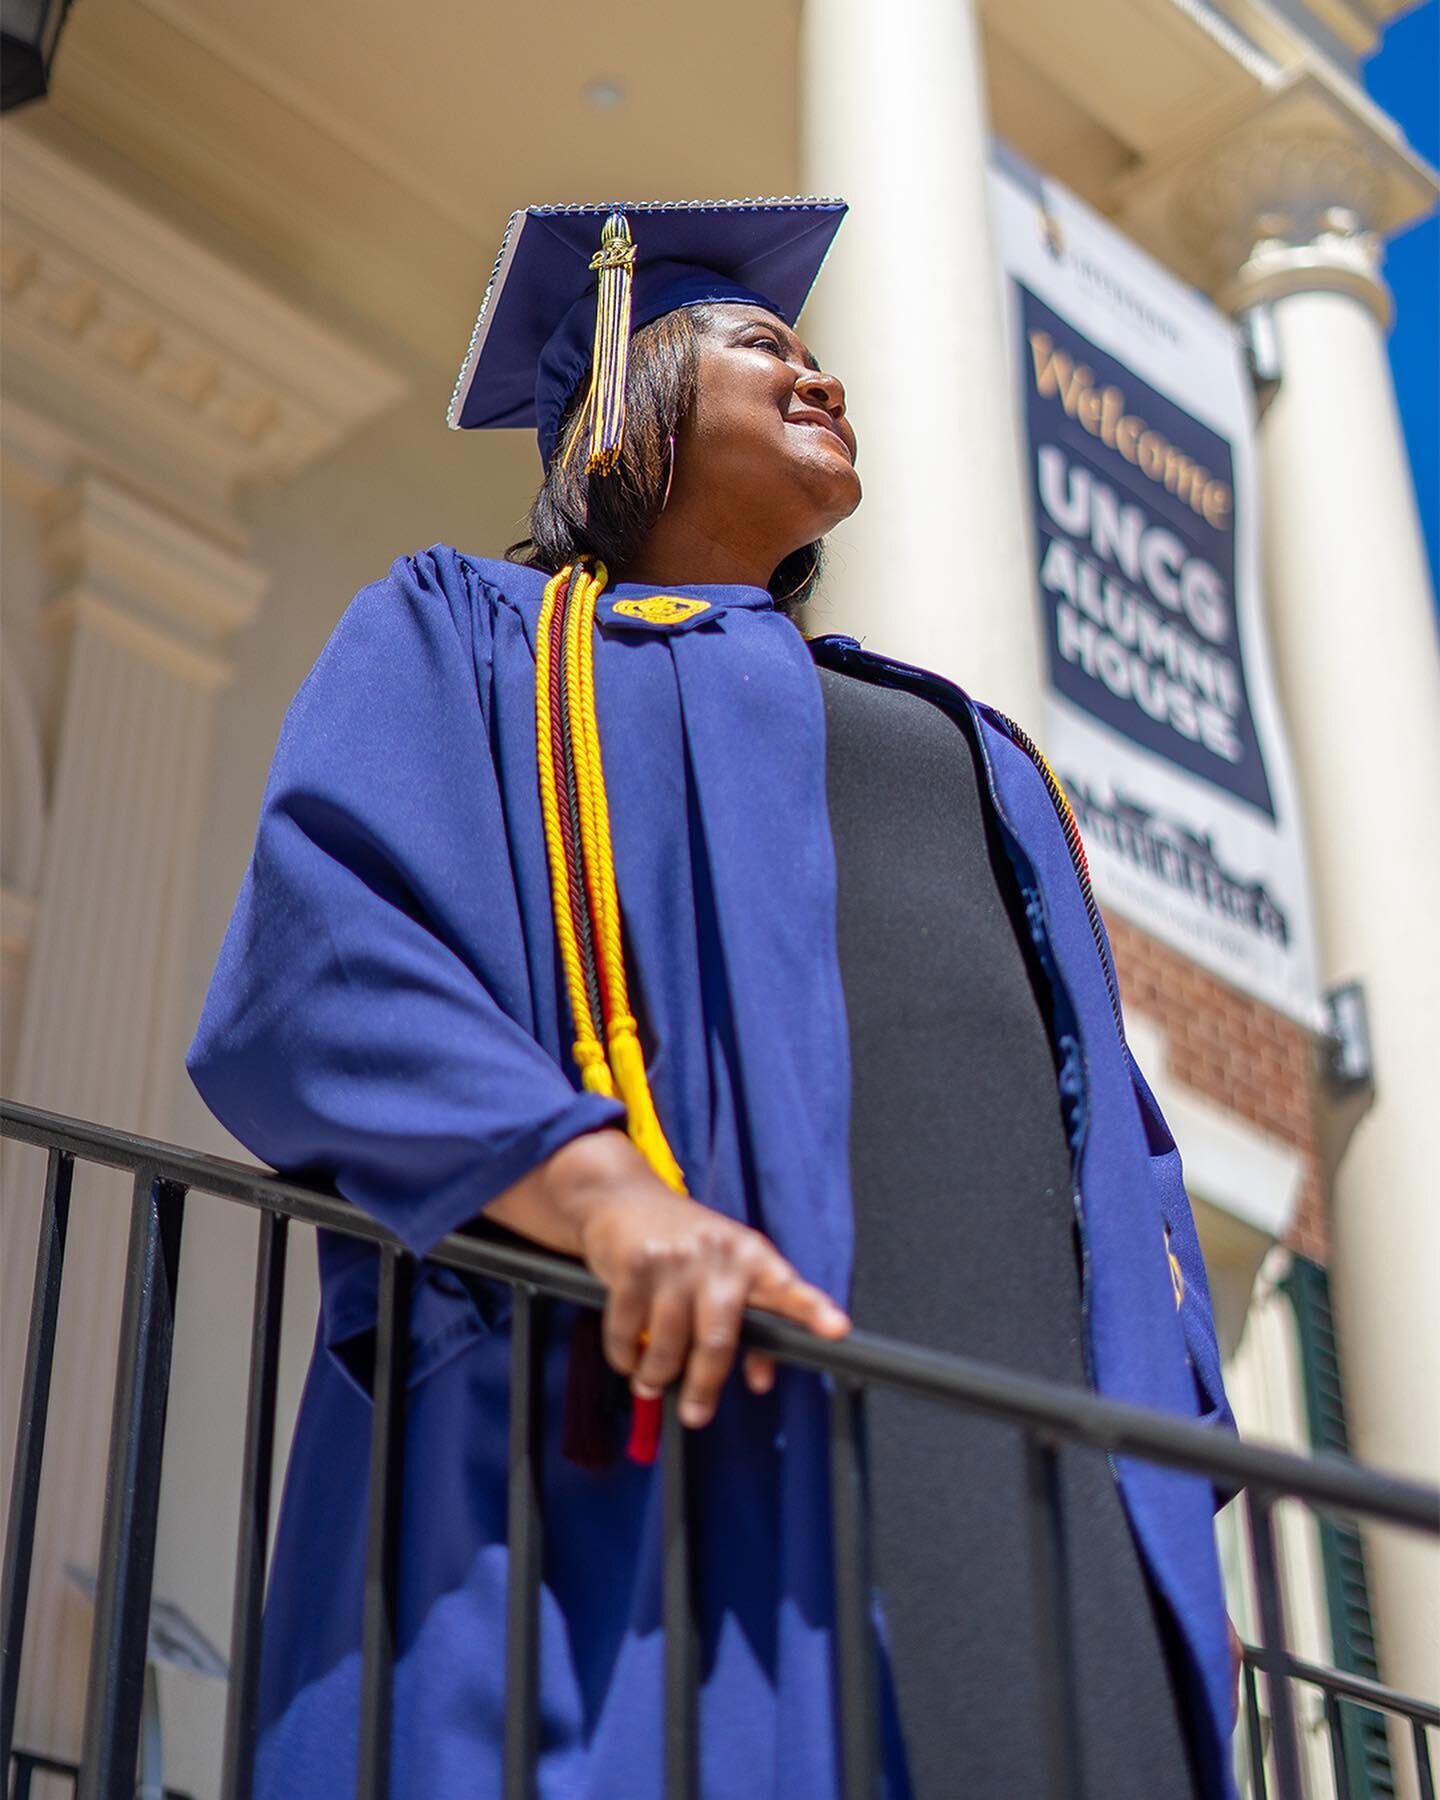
[0, 128, 408, 513]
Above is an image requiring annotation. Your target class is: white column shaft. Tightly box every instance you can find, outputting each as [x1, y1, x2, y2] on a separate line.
[798, 0, 1044, 725]
[1, 604, 221, 1759]
[1255, 282, 1440, 1709]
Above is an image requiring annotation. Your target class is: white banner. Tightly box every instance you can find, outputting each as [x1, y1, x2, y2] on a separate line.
[988, 147, 1321, 1026]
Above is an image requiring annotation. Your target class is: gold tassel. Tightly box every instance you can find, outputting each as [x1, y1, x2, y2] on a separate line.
[562, 212, 636, 477]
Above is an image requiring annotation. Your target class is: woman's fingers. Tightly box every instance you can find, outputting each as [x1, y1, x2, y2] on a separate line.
[677, 1277, 748, 1426]
[748, 1257, 851, 1338]
[587, 1203, 849, 1427]
[742, 1349, 776, 1394]
[601, 1269, 651, 1378]
[630, 1279, 694, 1397]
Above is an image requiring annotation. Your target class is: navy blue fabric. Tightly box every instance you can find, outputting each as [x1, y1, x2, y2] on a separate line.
[453, 201, 847, 442]
[186, 547, 1239, 1798]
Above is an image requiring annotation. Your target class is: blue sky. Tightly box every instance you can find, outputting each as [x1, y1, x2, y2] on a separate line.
[1362, 0, 1438, 616]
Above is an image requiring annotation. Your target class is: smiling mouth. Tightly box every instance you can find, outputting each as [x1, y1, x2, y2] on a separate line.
[786, 417, 854, 461]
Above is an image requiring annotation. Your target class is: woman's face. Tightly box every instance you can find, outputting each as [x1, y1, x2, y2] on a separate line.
[680, 305, 861, 556]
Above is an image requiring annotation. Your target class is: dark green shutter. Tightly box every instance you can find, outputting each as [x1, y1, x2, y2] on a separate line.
[1279, 1254, 1395, 1797]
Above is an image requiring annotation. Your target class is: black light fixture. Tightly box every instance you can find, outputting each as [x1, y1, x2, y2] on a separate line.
[2, 0, 76, 113]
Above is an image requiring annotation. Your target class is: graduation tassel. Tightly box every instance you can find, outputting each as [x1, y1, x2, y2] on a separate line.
[561, 212, 636, 477]
[537, 559, 685, 1466]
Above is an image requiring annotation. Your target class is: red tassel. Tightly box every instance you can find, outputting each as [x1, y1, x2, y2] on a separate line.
[626, 1393, 663, 1465]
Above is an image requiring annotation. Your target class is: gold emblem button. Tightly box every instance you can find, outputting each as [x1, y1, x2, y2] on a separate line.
[611, 596, 711, 625]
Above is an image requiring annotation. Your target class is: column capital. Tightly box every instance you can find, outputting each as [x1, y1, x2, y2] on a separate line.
[1110, 65, 1437, 317]
[1222, 208, 1389, 325]
[41, 469, 268, 651]
[19, 465, 269, 694]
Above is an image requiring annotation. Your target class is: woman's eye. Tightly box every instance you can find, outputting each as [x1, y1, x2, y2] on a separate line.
[749, 335, 784, 355]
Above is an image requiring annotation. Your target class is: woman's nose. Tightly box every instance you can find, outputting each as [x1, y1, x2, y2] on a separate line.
[796, 368, 846, 417]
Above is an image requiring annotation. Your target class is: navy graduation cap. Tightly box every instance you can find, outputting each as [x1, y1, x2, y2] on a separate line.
[447, 197, 848, 473]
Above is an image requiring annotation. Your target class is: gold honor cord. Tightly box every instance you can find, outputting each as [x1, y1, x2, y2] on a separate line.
[537, 559, 687, 1463]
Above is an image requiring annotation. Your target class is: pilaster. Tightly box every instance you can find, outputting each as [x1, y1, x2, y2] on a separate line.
[0, 126, 407, 1766]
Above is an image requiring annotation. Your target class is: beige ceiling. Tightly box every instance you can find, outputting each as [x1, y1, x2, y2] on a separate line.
[38, 0, 804, 371]
[23, 0, 1434, 385]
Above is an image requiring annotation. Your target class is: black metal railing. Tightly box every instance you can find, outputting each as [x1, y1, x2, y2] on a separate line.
[2, 1097, 1437, 1800]
[1236, 1645, 1438, 1800]
[6, 1750, 193, 1800]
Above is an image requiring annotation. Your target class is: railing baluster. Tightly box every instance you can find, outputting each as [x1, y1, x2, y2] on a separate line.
[11, 1748, 37, 1800]
[1, 1102, 1439, 1800]
[662, 1390, 698, 1800]
[1023, 1433, 1083, 1800]
[1416, 1719, 1436, 1800]
[357, 1247, 410, 1800]
[828, 1377, 877, 1800]
[77, 1169, 187, 1800]
[1246, 1491, 1304, 1800]
[1, 1146, 74, 1774]
[1323, 1691, 1352, 1800]
[503, 1286, 543, 1800]
[221, 1209, 290, 1800]
[1243, 1658, 1268, 1798]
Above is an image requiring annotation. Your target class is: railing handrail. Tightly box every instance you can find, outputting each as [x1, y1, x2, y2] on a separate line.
[4, 1095, 1437, 1536]
[1236, 1644, 1440, 1729]
[6, 1092, 1439, 1800]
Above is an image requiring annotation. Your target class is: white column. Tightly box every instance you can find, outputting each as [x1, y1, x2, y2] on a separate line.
[797, 0, 1045, 727]
[1235, 216, 1440, 1736]
[0, 474, 265, 1763]
[0, 130, 407, 1772]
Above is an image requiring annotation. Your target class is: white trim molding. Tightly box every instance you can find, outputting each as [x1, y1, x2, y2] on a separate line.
[42, 474, 267, 649]
[1127, 1011, 1306, 1242]
[0, 129, 408, 515]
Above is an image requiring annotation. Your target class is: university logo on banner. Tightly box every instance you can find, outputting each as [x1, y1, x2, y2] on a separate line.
[989, 148, 1321, 1025]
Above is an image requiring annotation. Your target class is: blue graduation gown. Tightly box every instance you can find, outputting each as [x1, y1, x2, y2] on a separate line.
[186, 546, 1240, 1799]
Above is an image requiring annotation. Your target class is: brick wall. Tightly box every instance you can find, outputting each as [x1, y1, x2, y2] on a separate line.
[1107, 915, 1330, 1263]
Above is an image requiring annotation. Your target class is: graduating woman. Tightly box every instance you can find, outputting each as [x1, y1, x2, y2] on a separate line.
[188, 199, 1241, 1798]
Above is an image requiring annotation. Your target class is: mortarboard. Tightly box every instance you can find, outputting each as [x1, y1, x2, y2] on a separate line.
[447, 198, 847, 473]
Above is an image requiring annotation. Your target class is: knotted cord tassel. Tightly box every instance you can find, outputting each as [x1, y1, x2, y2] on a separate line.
[562, 212, 636, 477]
[607, 1020, 686, 1194]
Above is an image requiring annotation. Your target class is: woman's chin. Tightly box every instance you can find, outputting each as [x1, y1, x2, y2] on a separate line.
[784, 448, 862, 523]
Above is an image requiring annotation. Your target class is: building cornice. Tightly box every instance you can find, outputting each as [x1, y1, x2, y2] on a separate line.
[0, 129, 409, 511]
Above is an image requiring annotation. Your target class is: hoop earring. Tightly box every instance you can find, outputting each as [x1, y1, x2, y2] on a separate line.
[660, 433, 677, 512]
[772, 548, 820, 607]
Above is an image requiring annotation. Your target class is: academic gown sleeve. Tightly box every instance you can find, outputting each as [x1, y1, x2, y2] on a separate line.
[185, 551, 625, 1260]
[1084, 893, 1241, 1509]
[1127, 1050, 1244, 1509]
[1125, 1054, 1234, 1428]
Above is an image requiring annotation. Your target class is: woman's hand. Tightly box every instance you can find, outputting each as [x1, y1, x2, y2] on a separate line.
[484, 1126, 851, 1428]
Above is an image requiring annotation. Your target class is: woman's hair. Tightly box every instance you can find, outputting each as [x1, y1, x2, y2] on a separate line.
[505, 304, 823, 615]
